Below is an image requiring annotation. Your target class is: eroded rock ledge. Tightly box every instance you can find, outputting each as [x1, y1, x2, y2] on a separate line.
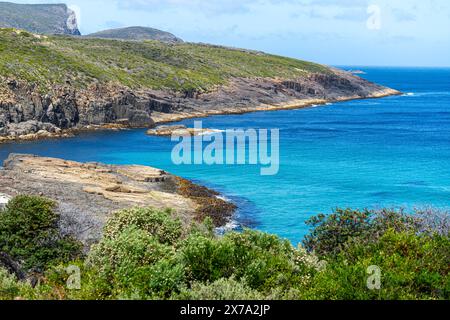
[0, 154, 235, 247]
[147, 125, 222, 137]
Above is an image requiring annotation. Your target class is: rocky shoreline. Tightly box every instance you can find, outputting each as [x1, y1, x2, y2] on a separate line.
[147, 124, 222, 137]
[0, 69, 400, 244]
[0, 154, 235, 247]
[150, 87, 400, 124]
[0, 88, 400, 144]
[0, 69, 401, 143]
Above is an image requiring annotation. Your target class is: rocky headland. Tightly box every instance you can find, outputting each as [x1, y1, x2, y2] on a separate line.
[0, 28, 401, 143]
[0, 154, 235, 247]
[0, 70, 400, 143]
[0, 2, 80, 35]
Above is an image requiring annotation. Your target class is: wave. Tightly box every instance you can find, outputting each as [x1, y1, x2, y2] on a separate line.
[215, 194, 231, 202]
[197, 129, 224, 136]
[0, 194, 11, 205]
[214, 194, 241, 233]
[403, 91, 450, 97]
[216, 219, 240, 234]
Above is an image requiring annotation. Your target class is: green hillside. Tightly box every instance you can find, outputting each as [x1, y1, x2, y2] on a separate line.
[86, 26, 183, 43]
[0, 28, 330, 93]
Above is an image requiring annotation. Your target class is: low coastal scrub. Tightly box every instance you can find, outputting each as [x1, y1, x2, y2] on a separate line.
[0, 195, 82, 272]
[0, 28, 330, 93]
[0, 196, 448, 300]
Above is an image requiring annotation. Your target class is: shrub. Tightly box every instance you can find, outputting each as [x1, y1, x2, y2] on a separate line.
[103, 207, 183, 245]
[1, 202, 448, 301]
[304, 230, 449, 300]
[0, 267, 23, 300]
[303, 208, 421, 257]
[0, 267, 47, 300]
[181, 233, 235, 282]
[83, 207, 193, 299]
[0, 195, 82, 271]
[413, 208, 450, 236]
[87, 226, 176, 296]
[135, 259, 185, 299]
[181, 229, 317, 293]
[176, 277, 264, 300]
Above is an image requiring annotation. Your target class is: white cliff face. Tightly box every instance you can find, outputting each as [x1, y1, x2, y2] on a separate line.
[66, 8, 79, 34]
[0, 3, 82, 35]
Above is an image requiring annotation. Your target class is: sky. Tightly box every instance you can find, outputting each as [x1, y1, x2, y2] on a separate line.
[12, 0, 450, 66]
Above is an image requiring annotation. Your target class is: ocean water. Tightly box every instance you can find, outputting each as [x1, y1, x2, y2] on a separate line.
[1, 67, 449, 245]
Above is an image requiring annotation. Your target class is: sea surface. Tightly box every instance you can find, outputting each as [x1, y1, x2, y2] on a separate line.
[1, 67, 449, 244]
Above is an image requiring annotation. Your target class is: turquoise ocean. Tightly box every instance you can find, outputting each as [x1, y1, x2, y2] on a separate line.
[1, 67, 449, 244]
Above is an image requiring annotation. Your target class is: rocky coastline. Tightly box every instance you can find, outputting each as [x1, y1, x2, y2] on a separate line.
[0, 67, 400, 244]
[147, 124, 222, 137]
[0, 154, 235, 247]
[0, 68, 401, 144]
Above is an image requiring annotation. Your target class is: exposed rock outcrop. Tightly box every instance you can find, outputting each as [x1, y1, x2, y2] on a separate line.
[0, 68, 400, 142]
[0, 154, 235, 247]
[0, 252, 26, 280]
[147, 125, 222, 137]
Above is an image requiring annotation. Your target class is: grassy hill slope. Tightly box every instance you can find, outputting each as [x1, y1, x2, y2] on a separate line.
[0, 28, 330, 93]
[86, 26, 183, 43]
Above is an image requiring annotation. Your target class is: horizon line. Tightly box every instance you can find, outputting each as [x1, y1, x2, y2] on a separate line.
[334, 64, 450, 68]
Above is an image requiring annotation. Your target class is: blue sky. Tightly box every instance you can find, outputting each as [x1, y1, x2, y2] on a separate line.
[13, 0, 450, 66]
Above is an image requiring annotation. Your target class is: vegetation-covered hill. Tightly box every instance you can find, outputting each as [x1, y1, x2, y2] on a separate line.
[0, 28, 330, 92]
[0, 27, 397, 140]
[0, 2, 80, 35]
[86, 26, 183, 43]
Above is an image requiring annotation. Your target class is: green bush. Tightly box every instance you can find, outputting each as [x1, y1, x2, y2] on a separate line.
[180, 233, 233, 282]
[0, 267, 23, 300]
[103, 207, 183, 244]
[176, 277, 264, 300]
[303, 208, 419, 257]
[1, 203, 448, 300]
[304, 230, 449, 300]
[0, 195, 82, 271]
[181, 229, 318, 293]
[87, 226, 177, 297]
[0, 266, 50, 300]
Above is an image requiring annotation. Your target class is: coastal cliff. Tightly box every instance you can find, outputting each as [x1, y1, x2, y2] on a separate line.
[0, 154, 235, 246]
[0, 2, 80, 35]
[0, 28, 400, 142]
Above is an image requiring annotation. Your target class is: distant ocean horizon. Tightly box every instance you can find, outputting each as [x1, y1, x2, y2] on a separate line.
[1, 67, 449, 244]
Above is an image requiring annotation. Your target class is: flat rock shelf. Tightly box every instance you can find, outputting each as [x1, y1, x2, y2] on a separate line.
[0, 154, 235, 247]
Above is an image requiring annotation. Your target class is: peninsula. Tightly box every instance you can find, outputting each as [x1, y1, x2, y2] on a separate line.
[0, 27, 399, 143]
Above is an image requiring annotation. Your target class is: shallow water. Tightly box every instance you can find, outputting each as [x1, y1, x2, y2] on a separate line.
[1, 67, 449, 245]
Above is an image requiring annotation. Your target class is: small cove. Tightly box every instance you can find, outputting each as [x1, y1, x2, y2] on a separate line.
[1, 67, 450, 244]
